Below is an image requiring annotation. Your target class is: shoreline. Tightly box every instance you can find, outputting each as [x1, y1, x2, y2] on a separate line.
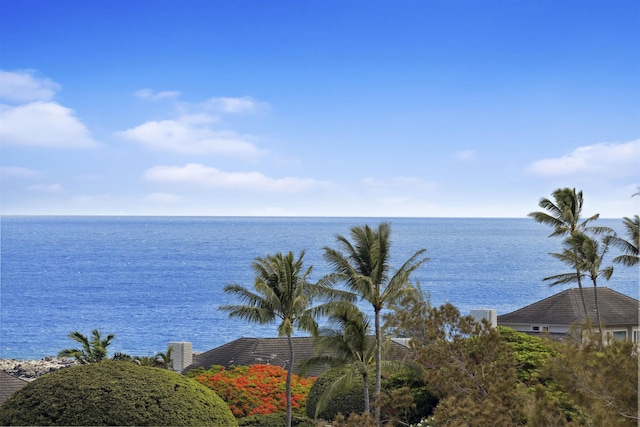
[0, 357, 78, 381]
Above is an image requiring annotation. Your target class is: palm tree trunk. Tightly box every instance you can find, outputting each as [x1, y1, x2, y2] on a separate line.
[592, 278, 604, 346]
[374, 307, 381, 427]
[286, 333, 293, 427]
[575, 270, 593, 335]
[362, 371, 370, 415]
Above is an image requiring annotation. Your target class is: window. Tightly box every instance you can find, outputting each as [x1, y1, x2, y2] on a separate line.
[633, 330, 640, 343]
[531, 325, 549, 332]
[608, 330, 627, 341]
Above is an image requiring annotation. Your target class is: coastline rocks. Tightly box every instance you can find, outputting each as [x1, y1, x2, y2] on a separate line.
[0, 357, 78, 381]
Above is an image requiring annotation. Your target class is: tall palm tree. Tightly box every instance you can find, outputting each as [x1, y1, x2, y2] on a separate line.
[606, 215, 639, 267]
[545, 232, 614, 341]
[528, 188, 611, 332]
[58, 329, 115, 364]
[299, 303, 376, 416]
[323, 222, 427, 426]
[220, 250, 321, 427]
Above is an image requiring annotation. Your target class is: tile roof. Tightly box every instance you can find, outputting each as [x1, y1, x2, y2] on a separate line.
[183, 336, 411, 377]
[0, 372, 28, 405]
[497, 287, 639, 326]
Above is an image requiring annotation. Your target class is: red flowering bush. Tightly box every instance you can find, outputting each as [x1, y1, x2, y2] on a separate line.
[189, 364, 316, 418]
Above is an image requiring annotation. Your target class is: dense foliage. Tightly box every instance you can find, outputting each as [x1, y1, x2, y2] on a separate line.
[189, 364, 315, 418]
[305, 365, 375, 421]
[237, 413, 317, 427]
[0, 361, 237, 426]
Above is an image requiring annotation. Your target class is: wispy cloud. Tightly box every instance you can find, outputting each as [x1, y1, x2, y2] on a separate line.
[0, 69, 60, 103]
[28, 183, 62, 192]
[0, 166, 42, 179]
[116, 117, 264, 158]
[144, 163, 332, 192]
[200, 96, 269, 114]
[526, 139, 640, 178]
[454, 150, 476, 161]
[134, 89, 182, 101]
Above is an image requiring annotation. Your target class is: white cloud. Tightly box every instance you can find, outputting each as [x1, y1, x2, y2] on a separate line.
[134, 89, 181, 101]
[116, 116, 264, 158]
[201, 96, 269, 114]
[0, 101, 100, 148]
[28, 183, 62, 192]
[0, 166, 41, 179]
[144, 163, 331, 192]
[455, 150, 476, 161]
[527, 139, 640, 178]
[0, 69, 60, 103]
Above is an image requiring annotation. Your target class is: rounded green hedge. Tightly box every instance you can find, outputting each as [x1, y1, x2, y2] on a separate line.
[0, 360, 237, 426]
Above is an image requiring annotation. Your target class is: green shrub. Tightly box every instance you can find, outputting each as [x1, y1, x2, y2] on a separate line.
[238, 413, 317, 427]
[0, 360, 237, 426]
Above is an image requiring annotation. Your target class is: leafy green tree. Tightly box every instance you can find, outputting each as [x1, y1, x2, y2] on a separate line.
[220, 251, 324, 427]
[545, 232, 614, 340]
[528, 188, 611, 333]
[385, 290, 529, 426]
[606, 215, 640, 267]
[58, 329, 115, 364]
[300, 303, 376, 416]
[545, 335, 638, 425]
[323, 222, 427, 426]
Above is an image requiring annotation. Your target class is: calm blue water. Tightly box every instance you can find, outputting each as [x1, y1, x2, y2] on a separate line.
[1, 216, 638, 360]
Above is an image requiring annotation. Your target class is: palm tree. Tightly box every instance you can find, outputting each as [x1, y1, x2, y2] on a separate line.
[220, 250, 322, 427]
[606, 215, 639, 267]
[58, 329, 115, 364]
[528, 188, 611, 332]
[155, 346, 173, 369]
[299, 303, 376, 417]
[545, 232, 614, 341]
[322, 222, 427, 426]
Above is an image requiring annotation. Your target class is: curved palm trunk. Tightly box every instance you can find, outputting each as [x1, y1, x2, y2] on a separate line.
[575, 270, 593, 335]
[374, 307, 381, 427]
[286, 333, 293, 427]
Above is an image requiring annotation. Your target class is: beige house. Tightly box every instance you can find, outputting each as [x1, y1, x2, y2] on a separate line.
[497, 287, 639, 342]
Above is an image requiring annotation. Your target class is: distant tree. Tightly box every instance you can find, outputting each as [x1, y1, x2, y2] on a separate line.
[606, 215, 639, 267]
[220, 251, 325, 427]
[322, 222, 428, 426]
[155, 345, 173, 369]
[528, 188, 611, 333]
[58, 329, 115, 364]
[545, 232, 614, 340]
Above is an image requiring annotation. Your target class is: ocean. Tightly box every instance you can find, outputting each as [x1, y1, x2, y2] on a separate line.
[1, 216, 638, 360]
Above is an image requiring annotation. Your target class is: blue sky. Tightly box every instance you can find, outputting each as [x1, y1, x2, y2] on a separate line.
[1, 0, 638, 217]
